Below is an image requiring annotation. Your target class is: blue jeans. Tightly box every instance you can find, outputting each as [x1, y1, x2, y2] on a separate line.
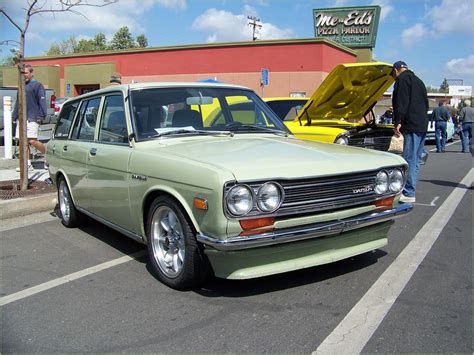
[402, 132, 426, 197]
[435, 120, 447, 152]
[461, 122, 472, 152]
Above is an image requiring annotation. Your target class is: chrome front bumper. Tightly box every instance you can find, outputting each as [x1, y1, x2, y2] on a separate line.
[197, 203, 412, 251]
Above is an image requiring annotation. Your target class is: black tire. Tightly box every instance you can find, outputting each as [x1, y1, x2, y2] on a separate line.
[57, 177, 81, 228]
[146, 196, 211, 289]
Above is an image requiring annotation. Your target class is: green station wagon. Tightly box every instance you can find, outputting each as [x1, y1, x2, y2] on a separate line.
[46, 82, 412, 289]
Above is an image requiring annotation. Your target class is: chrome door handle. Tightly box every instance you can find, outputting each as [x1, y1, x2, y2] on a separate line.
[89, 148, 97, 156]
[63, 145, 68, 151]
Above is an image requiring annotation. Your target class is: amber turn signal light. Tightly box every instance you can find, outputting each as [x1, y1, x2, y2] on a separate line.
[193, 197, 208, 210]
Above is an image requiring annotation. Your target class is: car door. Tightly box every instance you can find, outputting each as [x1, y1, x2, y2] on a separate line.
[61, 96, 102, 211]
[47, 100, 79, 179]
[85, 93, 134, 231]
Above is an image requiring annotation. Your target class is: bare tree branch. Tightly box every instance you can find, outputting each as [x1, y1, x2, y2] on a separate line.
[0, 0, 118, 191]
[0, 9, 22, 32]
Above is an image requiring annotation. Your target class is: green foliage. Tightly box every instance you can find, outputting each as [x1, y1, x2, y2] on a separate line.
[45, 28, 148, 55]
[426, 85, 441, 93]
[46, 36, 78, 56]
[109, 26, 136, 50]
[439, 78, 449, 93]
[136, 34, 148, 48]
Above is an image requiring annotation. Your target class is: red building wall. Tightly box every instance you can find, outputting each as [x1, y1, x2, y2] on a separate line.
[27, 39, 357, 97]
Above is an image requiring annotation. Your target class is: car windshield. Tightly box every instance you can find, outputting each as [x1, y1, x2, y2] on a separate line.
[129, 86, 290, 140]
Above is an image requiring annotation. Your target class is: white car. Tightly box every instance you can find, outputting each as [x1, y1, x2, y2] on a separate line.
[426, 111, 455, 142]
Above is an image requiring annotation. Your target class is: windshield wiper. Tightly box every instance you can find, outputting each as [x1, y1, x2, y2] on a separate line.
[226, 124, 289, 136]
[151, 129, 232, 138]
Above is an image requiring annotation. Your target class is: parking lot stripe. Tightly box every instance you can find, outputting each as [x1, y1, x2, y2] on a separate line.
[314, 168, 473, 355]
[0, 250, 147, 307]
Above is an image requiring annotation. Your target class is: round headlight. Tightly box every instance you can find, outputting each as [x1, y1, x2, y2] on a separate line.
[226, 185, 253, 216]
[389, 169, 404, 193]
[374, 170, 389, 194]
[257, 182, 282, 212]
[335, 135, 349, 145]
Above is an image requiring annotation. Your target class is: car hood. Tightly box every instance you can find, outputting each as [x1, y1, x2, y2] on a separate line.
[149, 134, 405, 181]
[295, 62, 394, 123]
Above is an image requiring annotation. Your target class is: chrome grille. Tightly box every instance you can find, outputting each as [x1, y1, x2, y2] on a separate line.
[348, 136, 392, 151]
[225, 168, 401, 219]
[277, 171, 378, 216]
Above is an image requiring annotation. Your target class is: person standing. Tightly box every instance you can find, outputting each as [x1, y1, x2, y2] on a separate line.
[391, 61, 429, 203]
[431, 101, 451, 152]
[459, 99, 473, 153]
[12, 64, 47, 171]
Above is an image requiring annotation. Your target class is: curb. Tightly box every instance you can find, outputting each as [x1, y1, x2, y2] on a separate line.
[0, 192, 57, 220]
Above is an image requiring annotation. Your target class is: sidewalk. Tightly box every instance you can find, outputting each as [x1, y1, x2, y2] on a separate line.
[0, 145, 57, 220]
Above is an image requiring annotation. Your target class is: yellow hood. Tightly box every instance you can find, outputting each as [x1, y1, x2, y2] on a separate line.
[296, 62, 394, 122]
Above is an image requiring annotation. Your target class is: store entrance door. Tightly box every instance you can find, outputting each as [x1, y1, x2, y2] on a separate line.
[75, 84, 100, 95]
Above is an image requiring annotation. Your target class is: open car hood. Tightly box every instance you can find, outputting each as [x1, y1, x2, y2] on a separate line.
[295, 62, 394, 123]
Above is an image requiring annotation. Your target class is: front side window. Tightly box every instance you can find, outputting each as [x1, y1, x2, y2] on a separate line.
[98, 95, 128, 144]
[266, 100, 308, 121]
[71, 97, 101, 141]
[54, 101, 79, 139]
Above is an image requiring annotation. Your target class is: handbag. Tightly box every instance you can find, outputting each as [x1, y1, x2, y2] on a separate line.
[388, 134, 404, 154]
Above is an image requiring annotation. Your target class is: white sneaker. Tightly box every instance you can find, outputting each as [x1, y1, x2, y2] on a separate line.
[399, 194, 416, 203]
[16, 163, 34, 172]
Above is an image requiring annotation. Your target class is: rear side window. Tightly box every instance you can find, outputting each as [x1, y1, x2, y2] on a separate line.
[71, 97, 101, 141]
[54, 101, 79, 139]
[98, 95, 128, 144]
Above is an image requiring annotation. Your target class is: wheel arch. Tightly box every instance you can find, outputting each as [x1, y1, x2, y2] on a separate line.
[55, 170, 77, 205]
[141, 188, 199, 243]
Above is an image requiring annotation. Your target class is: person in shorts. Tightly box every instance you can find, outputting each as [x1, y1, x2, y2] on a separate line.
[13, 64, 47, 171]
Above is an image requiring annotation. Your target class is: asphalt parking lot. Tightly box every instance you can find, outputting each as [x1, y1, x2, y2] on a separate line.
[1, 140, 472, 353]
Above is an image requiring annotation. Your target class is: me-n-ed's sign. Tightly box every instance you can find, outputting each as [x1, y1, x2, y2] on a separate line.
[313, 6, 381, 48]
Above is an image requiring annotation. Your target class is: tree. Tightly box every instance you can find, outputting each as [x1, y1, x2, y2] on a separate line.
[109, 26, 136, 50]
[136, 34, 148, 48]
[0, 0, 117, 191]
[440, 78, 449, 94]
[45, 36, 78, 56]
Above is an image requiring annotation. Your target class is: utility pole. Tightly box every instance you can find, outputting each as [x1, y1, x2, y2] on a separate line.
[248, 16, 262, 41]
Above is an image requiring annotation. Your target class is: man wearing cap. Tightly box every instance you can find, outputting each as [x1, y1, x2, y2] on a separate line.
[391, 60, 429, 203]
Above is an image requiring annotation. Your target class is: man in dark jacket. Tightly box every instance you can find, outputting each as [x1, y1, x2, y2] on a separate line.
[392, 61, 429, 203]
[431, 101, 451, 152]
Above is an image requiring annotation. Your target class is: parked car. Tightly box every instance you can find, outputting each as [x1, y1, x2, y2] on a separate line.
[0, 86, 56, 144]
[265, 62, 396, 151]
[426, 112, 455, 142]
[53, 96, 71, 117]
[46, 81, 412, 289]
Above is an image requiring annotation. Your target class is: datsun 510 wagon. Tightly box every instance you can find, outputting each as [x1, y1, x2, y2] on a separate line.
[46, 82, 412, 289]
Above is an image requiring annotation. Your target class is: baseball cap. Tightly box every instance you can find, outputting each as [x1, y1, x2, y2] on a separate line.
[392, 61, 408, 70]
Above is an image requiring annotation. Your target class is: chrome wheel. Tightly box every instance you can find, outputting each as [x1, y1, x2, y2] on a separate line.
[150, 206, 185, 278]
[59, 180, 71, 223]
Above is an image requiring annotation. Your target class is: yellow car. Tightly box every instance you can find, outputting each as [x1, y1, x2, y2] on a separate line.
[265, 62, 395, 151]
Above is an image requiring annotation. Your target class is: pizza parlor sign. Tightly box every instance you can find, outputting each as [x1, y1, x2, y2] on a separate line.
[313, 6, 381, 48]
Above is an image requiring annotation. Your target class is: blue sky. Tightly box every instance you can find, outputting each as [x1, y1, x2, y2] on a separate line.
[1, 0, 473, 88]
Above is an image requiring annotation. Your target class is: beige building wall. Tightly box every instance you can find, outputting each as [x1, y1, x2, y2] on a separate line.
[121, 71, 330, 98]
[2, 65, 60, 95]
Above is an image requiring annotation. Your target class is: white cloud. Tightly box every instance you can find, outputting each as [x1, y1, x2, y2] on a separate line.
[401, 23, 428, 47]
[446, 54, 474, 76]
[371, 0, 394, 22]
[192, 8, 293, 43]
[428, 0, 474, 35]
[5, 0, 186, 35]
[155, 0, 187, 10]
